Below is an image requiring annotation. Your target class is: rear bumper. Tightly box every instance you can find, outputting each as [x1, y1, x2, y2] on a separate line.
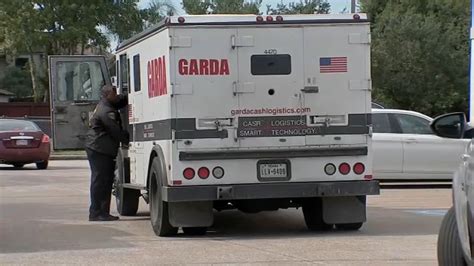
[162, 180, 379, 202]
[0, 145, 50, 164]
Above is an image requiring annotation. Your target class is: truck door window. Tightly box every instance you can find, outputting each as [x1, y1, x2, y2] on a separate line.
[119, 54, 129, 92]
[133, 54, 141, 92]
[56, 61, 104, 101]
[251, 54, 291, 75]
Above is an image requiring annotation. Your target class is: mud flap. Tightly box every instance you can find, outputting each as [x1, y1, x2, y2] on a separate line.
[168, 201, 214, 227]
[322, 196, 366, 224]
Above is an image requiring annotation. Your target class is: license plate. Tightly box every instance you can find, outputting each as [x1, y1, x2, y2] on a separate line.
[257, 160, 291, 181]
[16, 140, 28, 146]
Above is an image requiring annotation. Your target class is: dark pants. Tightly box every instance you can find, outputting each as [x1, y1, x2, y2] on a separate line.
[86, 148, 116, 218]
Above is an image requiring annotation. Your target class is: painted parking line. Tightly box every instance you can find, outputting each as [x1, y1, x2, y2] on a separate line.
[405, 209, 448, 216]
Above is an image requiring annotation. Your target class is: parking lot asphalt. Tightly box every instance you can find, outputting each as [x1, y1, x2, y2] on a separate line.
[0, 160, 451, 265]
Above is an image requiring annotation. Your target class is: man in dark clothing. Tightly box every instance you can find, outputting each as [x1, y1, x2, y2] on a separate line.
[86, 85, 129, 221]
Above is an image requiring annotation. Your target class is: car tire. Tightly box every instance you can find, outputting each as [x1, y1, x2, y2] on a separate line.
[36, 161, 48, 170]
[437, 207, 466, 266]
[335, 222, 363, 231]
[182, 227, 207, 236]
[302, 198, 333, 231]
[114, 153, 140, 216]
[149, 157, 178, 237]
[13, 163, 24, 168]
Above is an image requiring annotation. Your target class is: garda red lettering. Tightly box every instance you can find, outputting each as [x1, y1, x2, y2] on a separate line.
[147, 55, 167, 98]
[178, 59, 230, 75]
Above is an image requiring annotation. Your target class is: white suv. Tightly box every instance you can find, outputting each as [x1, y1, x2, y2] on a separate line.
[431, 112, 474, 265]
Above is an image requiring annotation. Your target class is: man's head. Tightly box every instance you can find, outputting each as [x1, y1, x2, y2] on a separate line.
[100, 85, 119, 104]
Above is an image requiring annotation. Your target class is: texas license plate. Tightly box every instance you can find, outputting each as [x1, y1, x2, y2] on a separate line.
[16, 140, 28, 146]
[257, 160, 291, 181]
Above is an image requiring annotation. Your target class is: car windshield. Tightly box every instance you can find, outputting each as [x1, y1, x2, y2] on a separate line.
[0, 120, 40, 132]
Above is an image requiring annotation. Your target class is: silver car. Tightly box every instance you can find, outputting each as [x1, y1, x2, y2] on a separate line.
[431, 112, 474, 265]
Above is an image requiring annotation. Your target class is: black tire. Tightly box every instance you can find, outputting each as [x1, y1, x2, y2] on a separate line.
[302, 198, 333, 231]
[335, 222, 363, 231]
[36, 161, 48, 170]
[114, 153, 140, 216]
[13, 163, 24, 168]
[149, 157, 178, 237]
[437, 207, 466, 266]
[182, 227, 207, 236]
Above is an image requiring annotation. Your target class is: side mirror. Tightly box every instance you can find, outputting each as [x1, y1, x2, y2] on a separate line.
[430, 112, 466, 139]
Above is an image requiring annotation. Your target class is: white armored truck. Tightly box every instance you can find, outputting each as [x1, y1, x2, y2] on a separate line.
[49, 14, 379, 236]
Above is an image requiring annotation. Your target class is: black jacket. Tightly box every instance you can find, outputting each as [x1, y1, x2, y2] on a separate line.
[86, 95, 129, 157]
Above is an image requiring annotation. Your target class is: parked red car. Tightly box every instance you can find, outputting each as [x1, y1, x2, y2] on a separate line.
[0, 119, 51, 169]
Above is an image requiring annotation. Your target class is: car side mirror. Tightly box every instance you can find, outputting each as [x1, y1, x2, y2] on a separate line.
[430, 112, 466, 139]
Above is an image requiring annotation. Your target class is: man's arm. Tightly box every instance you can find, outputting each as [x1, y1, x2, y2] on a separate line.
[115, 94, 128, 109]
[101, 111, 129, 144]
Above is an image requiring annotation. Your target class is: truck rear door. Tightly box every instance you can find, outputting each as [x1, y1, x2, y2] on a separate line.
[49, 56, 111, 149]
[172, 28, 239, 149]
[235, 27, 306, 148]
[302, 25, 371, 146]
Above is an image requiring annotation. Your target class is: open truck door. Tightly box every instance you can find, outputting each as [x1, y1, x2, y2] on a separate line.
[49, 56, 111, 150]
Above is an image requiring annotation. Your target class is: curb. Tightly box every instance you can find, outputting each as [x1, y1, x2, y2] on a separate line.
[50, 155, 87, 161]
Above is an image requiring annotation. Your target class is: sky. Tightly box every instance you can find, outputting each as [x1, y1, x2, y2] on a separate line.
[138, 0, 357, 15]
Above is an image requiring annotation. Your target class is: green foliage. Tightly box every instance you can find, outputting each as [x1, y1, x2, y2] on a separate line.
[182, 0, 262, 15]
[363, 0, 470, 116]
[266, 0, 330, 15]
[0, 66, 33, 98]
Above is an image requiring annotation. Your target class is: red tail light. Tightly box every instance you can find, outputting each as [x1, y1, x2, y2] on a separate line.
[364, 174, 373, 180]
[339, 163, 351, 175]
[353, 163, 365, 175]
[266, 16, 273, 22]
[198, 167, 210, 179]
[256, 16, 264, 22]
[178, 17, 185, 23]
[183, 168, 195, 180]
[276, 16, 283, 22]
[41, 134, 50, 143]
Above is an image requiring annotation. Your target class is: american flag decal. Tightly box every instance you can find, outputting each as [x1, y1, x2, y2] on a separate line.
[319, 57, 347, 73]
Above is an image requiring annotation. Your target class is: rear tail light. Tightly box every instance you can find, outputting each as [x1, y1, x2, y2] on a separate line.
[183, 168, 195, 180]
[212, 167, 224, 179]
[256, 16, 264, 22]
[324, 163, 336, 175]
[338, 163, 351, 175]
[364, 174, 373, 180]
[178, 17, 185, 23]
[198, 167, 210, 179]
[353, 163, 365, 175]
[276, 16, 283, 22]
[266, 16, 273, 22]
[41, 134, 50, 143]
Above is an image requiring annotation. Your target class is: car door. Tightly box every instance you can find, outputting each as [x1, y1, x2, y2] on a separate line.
[394, 113, 467, 178]
[372, 112, 403, 178]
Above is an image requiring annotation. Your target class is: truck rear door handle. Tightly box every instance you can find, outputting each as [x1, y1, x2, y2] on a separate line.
[405, 138, 417, 143]
[301, 86, 319, 93]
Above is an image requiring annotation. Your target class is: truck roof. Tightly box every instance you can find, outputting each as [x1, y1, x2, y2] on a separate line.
[116, 13, 369, 52]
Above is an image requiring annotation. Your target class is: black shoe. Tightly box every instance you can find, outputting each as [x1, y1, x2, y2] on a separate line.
[89, 214, 120, 222]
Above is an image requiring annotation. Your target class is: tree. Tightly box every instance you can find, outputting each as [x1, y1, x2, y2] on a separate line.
[0, 66, 33, 98]
[266, 0, 330, 15]
[0, 0, 145, 102]
[183, 0, 262, 15]
[142, 0, 178, 29]
[362, 0, 470, 117]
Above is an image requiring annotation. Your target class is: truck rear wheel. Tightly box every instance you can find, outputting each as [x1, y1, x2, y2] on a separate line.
[149, 157, 178, 237]
[114, 152, 140, 216]
[302, 198, 333, 231]
[437, 207, 466, 266]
